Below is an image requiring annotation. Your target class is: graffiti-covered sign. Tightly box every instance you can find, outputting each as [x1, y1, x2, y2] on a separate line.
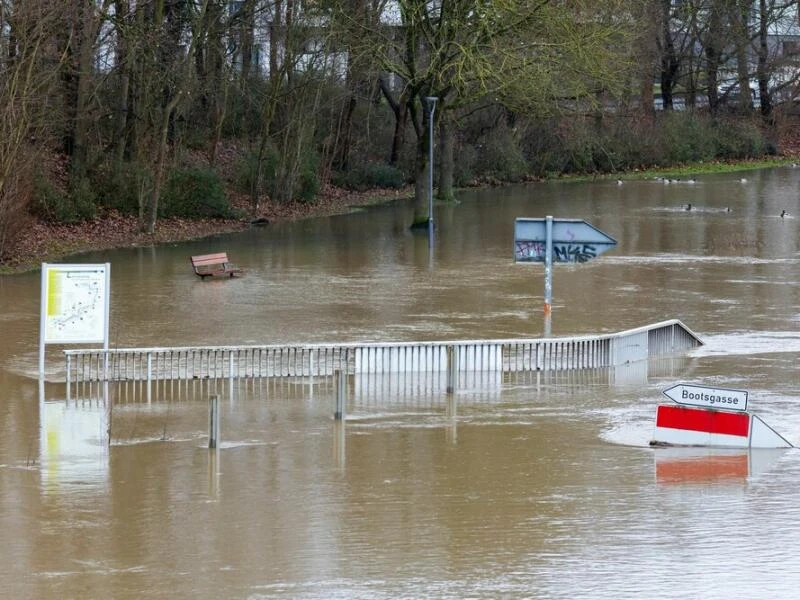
[514, 218, 617, 263]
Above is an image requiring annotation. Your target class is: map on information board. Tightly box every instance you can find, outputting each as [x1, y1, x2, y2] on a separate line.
[43, 264, 108, 344]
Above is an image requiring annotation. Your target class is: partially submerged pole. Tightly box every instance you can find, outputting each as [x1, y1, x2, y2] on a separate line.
[208, 394, 220, 449]
[446, 345, 458, 394]
[334, 369, 346, 420]
[544, 215, 553, 336]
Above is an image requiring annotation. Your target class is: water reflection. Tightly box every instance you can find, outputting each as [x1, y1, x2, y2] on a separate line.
[39, 399, 109, 495]
[653, 447, 787, 485]
[2, 166, 800, 599]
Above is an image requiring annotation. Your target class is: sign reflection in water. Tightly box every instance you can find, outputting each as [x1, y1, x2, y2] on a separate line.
[40, 399, 109, 493]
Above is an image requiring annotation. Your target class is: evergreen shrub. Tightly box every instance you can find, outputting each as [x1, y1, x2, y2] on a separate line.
[235, 148, 279, 198]
[95, 163, 151, 215]
[32, 173, 95, 223]
[68, 177, 98, 221]
[556, 120, 606, 174]
[661, 113, 718, 163]
[333, 163, 406, 191]
[605, 118, 664, 169]
[160, 168, 234, 218]
[452, 144, 478, 186]
[712, 119, 766, 158]
[296, 151, 321, 203]
[520, 121, 565, 176]
[473, 126, 528, 181]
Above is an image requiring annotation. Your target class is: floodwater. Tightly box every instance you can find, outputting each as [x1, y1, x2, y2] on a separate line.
[1, 168, 799, 599]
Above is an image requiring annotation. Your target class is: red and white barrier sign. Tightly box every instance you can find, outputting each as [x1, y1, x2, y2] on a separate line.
[651, 404, 793, 449]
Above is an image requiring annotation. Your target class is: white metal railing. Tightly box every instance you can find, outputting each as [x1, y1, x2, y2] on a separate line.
[62, 320, 701, 389]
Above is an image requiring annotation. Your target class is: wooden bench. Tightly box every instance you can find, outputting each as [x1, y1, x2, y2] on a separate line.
[190, 252, 243, 280]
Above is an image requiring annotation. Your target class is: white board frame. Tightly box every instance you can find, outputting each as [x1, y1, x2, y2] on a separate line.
[39, 263, 110, 377]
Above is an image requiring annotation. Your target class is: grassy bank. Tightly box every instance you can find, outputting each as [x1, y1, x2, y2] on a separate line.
[554, 157, 795, 184]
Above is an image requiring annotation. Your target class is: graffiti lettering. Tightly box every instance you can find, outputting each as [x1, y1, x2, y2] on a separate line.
[515, 241, 546, 261]
[515, 242, 599, 263]
[553, 244, 597, 263]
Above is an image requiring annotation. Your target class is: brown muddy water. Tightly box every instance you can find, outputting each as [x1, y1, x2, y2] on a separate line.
[1, 168, 799, 599]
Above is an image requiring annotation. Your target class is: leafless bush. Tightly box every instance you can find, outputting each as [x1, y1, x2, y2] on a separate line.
[0, 1, 65, 259]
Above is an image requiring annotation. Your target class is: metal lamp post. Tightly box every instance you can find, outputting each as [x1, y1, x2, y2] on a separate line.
[424, 96, 437, 231]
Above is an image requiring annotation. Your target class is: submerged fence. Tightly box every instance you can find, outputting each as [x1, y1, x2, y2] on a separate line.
[63, 319, 702, 389]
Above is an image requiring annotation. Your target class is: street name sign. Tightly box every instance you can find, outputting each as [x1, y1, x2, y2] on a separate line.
[514, 218, 617, 263]
[662, 383, 748, 412]
[513, 216, 617, 334]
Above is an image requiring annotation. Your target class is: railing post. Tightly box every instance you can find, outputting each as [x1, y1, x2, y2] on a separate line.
[146, 353, 153, 403]
[65, 353, 72, 400]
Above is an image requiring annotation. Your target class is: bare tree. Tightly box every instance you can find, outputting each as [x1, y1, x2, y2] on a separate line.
[350, 0, 635, 226]
[57, 0, 113, 181]
[0, 1, 65, 256]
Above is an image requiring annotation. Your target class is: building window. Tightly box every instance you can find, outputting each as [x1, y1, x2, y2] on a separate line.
[783, 41, 800, 56]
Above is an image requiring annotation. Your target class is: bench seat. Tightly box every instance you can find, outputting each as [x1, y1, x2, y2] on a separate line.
[190, 252, 243, 279]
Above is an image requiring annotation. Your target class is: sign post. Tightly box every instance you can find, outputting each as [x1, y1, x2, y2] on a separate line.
[514, 217, 617, 334]
[544, 216, 553, 318]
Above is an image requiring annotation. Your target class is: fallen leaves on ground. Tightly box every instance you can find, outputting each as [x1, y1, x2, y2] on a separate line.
[1, 185, 412, 272]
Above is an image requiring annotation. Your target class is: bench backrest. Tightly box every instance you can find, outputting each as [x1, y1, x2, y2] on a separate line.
[191, 253, 229, 267]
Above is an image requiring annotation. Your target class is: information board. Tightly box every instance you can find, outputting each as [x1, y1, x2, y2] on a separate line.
[39, 263, 110, 377]
[43, 264, 108, 343]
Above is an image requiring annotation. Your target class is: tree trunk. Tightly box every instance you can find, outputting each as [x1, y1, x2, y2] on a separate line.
[410, 99, 431, 228]
[438, 111, 454, 202]
[411, 137, 428, 227]
[144, 93, 181, 234]
[390, 102, 408, 166]
[71, 0, 98, 181]
[757, 0, 772, 117]
[705, 3, 723, 116]
[379, 76, 409, 166]
[659, 0, 679, 111]
[333, 92, 357, 171]
[734, 0, 753, 114]
[269, 0, 281, 91]
[114, 65, 130, 165]
[685, 55, 697, 109]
